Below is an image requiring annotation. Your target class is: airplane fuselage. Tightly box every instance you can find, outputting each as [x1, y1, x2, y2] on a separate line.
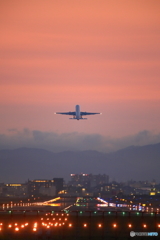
[75, 105, 81, 120]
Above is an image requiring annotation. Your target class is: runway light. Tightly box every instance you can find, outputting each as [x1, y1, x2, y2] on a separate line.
[15, 227, 19, 231]
[69, 223, 72, 227]
[113, 223, 117, 228]
[33, 227, 37, 231]
[158, 224, 160, 228]
[8, 224, 12, 228]
[21, 225, 24, 228]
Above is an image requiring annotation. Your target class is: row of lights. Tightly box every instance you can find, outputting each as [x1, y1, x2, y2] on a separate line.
[0, 222, 29, 232]
[1, 210, 160, 216]
[1, 222, 160, 231]
[82, 223, 160, 228]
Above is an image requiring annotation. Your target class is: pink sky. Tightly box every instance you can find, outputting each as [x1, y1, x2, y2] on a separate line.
[0, 0, 160, 140]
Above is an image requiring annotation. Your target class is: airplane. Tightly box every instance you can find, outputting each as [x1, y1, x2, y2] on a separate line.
[55, 105, 102, 120]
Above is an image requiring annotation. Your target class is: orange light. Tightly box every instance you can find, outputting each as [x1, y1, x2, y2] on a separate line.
[84, 223, 87, 227]
[21, 225, 24, 228]
[69, 223, 72, 227]
[113, 223, 117, 228]
[98, 224, 102, 228]
[128, 224, 132, 228]
[15, 223, 18, 226]
[59, 223, 62, 226]
[0, 228, 2, 231]
[158, 224, 160, 228]
[143, 224, 147, 228]
[15, 227, 19, 231]
[33, 227, 37, 231]
[8, 224, 12, 228]
[65, 218, 67, 221]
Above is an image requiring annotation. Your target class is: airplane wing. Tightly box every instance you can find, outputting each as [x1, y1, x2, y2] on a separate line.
[81, 112, 101, 116]
[55, 112, 76, 115]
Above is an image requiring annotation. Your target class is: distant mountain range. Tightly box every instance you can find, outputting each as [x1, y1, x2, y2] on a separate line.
[0, 143, 160, 183]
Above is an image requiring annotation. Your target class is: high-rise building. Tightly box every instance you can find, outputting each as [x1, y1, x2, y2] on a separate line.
[53, 178, 64, 194]
[70, 174, 109, 188]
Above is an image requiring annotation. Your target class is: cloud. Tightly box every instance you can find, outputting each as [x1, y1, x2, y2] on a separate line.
[0, 129, 160, 153]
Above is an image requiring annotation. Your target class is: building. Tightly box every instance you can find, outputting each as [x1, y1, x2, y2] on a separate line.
[70, 173, 109, 189]
[27, 179, 55, 197]
[53, 178, 64, 194]
[2, 183, 28, 198]
[27, 178, 64, 197]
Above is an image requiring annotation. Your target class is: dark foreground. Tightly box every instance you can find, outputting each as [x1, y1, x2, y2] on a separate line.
[0, 211, 160, 239]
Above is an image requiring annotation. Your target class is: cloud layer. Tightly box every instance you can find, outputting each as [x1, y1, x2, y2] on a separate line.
[0, 129, 160, 153]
